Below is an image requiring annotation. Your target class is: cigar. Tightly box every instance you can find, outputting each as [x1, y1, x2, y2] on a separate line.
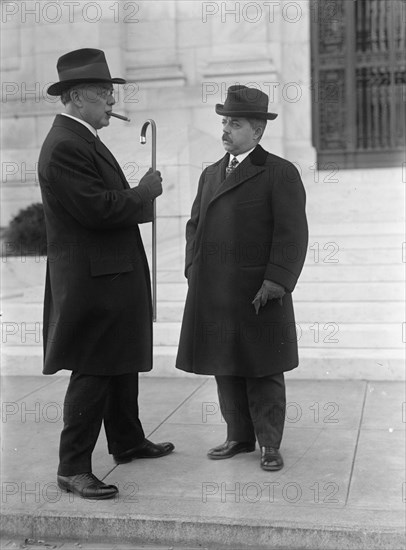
[110, 112, 131, 122]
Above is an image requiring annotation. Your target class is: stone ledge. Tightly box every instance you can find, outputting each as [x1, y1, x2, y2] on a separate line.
[1, 509, 404, 550]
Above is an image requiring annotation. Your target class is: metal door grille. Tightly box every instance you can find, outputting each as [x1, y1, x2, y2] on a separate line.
[311, 0, 406, 168]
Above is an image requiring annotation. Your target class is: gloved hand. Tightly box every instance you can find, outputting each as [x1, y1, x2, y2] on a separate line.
[252, 280, 285, 314]
[138, 168, 163, 200]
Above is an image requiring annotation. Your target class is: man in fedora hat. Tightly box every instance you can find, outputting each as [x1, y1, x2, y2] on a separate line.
[176, 85, 308, 471]
[38, 48, 174, 500]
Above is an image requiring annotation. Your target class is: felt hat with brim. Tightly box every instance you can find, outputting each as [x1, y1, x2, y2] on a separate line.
[47, 48, 126, 96]
[215, 85, 278, 120]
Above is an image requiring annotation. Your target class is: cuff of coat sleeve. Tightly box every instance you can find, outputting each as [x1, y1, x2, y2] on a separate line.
[131, 187, 154, 223]
[133, 184, 153, 203]
[264, 264, 298, 293]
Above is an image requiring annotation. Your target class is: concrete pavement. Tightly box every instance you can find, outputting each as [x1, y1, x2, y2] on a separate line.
[1, 374, 405, 549]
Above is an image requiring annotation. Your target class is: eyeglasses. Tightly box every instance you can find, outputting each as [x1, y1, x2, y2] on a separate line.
[75, 85, 115, 101]
[97, 87, 115, 99]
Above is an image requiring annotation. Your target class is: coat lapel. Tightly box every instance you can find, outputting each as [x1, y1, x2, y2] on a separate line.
[210, 145, 267, 203]
[207, 154, 229, 199]
[53, 115, 129, 189]
[93, 138, 129, 188]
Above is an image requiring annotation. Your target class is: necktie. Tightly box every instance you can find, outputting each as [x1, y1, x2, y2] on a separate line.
[226, 156, 239, 176]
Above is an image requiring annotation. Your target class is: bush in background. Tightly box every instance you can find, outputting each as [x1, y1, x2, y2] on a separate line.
[2, 202, 47, 256]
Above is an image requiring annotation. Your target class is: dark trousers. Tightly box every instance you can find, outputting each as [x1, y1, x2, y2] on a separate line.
[215, 373, 286, 448]
[58, 372, 145, 476]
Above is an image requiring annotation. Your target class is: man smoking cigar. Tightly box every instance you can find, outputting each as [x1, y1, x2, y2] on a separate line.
[38, 48, 174, 500]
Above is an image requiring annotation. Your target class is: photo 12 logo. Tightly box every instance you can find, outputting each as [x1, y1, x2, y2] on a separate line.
[1, 1, 140, 24]
[201, 2, 304, 24]
[1, 81, 140, 104]
[1, 480, 139, 504]
[202, 81, 303, 105]
[201, 480, 340, 504]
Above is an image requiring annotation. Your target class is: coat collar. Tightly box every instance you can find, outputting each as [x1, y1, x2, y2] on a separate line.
[211, 144, 268, 202]
[249, 144, 269, 166]
[53, 115, 128, 187]
[54, 113, 96, 142]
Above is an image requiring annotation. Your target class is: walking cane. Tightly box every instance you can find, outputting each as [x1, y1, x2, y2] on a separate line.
[140, 119, 158, 322]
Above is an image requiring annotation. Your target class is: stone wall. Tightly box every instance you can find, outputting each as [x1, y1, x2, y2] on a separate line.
[1, 0, 314, 230]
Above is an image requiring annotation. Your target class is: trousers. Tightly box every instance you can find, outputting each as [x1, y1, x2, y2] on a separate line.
[215, 373, 286, 448]
[58, 372, 145, 476]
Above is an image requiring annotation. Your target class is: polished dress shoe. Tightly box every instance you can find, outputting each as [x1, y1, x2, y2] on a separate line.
[113, 438, 175, 464]
[57, 472, 118, 500]
[207, 440, 255, 460]
[260, 447, 284, 471]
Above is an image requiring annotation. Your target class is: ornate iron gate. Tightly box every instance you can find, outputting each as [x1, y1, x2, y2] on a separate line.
[311, 0, 406, 168]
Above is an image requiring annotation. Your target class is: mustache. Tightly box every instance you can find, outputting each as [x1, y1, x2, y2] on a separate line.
[222, 135, 232, 142]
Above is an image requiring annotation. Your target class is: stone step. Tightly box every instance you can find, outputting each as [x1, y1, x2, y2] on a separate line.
[2, 261, 404, 305]
[2, 300, 404, 325]
[157, 264, 405, 284]
[153, 322, 404, 349]
[155, 266, 406, 283]
[296, 281, 404, 301]
[155, 281, 405, 302]
[305, 247, 402, 265]
[141, 233, 404, 251]
[307, 234, 403, 248]
[300, 264, 404, 282]
[159, 301, 405, 323]
[150, 250, 405, 271]
[2, 320, 403, 350]
[304, 172, 404, 224]
[163, 246, 402, 266]
[4, 279, 404, 305]
[2, 346, 404, 380]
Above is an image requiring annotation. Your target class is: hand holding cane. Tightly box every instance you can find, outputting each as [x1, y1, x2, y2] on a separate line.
[140, 120, 158, 321]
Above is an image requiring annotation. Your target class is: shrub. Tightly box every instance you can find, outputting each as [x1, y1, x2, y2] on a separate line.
[2, 202, 47, 256]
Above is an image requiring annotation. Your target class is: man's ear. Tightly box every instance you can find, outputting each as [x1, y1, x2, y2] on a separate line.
[70, 89, 82, 107]
[254, 126, 263, 141]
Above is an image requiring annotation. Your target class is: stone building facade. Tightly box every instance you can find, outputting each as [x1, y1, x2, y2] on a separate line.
[1, 0, 404, 379]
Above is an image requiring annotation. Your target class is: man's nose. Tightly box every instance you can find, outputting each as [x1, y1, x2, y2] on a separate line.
[108, 94, 115, 106]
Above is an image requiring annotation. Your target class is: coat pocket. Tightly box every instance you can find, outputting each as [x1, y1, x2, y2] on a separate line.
[89, 258, 134, 277]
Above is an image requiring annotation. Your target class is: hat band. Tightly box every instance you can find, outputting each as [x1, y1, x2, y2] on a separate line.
[222, 103, 267, 113]
[59, 61, 111, 82]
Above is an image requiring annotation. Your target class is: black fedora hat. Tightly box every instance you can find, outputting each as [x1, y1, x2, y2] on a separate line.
[215, 85, 277, 120]
[47, 48, 126, 96]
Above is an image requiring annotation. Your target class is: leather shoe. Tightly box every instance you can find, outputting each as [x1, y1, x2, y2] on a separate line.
[260, 447, 284, 471]
[207, 440, 255, 460]
[57, 472, 118, 500]
[113, 439, 174, 464]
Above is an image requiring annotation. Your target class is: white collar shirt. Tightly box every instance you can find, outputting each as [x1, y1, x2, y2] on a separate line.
[229, 146, 256, 166]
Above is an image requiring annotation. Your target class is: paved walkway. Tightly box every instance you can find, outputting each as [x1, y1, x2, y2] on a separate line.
[1, 374, 405, 549]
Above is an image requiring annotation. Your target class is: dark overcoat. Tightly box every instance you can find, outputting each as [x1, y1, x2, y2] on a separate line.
[38, 115, 153, 375]
[176, 145, 308, 377]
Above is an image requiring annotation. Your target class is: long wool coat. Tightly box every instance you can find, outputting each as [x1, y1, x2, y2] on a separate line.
[38, 115, 153, 375]
[176, 145, 308, 377]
